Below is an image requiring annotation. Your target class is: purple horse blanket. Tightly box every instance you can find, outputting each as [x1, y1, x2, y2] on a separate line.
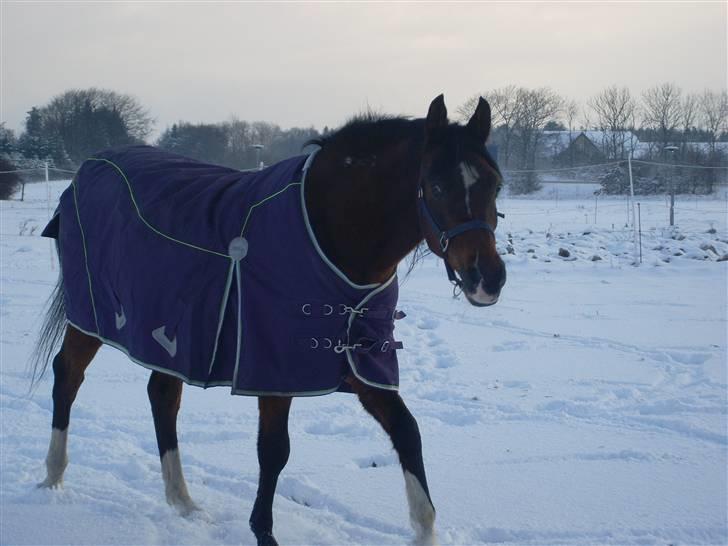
[43, 145, 402, 395]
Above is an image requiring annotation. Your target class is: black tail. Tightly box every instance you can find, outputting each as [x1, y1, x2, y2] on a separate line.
[29, 273, 67, 392]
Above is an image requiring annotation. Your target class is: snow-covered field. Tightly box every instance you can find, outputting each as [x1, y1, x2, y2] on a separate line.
[1, 182, 726, 545]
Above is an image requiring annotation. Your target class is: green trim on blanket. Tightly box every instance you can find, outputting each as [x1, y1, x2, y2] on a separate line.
[66, 320, 344, 397]
[72, 178, 100, 333]
[239, 182, 302, 237]
[208, 260, 236, 375]
[87, 157, 303, 259]
[299, 151, 381, 291]
[87, 157, 231, 258]
[344, 273, 400, 391]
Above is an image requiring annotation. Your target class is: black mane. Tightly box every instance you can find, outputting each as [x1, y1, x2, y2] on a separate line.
[306, 113, 418, 151]
[305, 112, 502, 177]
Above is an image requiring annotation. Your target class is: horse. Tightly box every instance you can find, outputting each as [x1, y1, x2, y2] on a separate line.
[31, 94, 506, 546]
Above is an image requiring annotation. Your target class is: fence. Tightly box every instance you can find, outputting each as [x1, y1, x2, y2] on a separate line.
[2, 158, 726, 267]
[0, 161, 77, 270]
[499, 158, 727, 264]
[0, 162, 77, 201]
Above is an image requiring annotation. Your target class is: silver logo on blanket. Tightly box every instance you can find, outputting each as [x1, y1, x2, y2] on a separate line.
[152, 326, 177, 358]
[228, 237, 248, 261]
[115, 307, 127, 330]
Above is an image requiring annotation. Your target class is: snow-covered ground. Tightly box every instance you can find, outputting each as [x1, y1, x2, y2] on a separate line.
[1, 182, 726, 545]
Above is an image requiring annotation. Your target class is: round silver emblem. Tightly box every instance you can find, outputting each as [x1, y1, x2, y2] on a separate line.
[228, 237, 249, 261]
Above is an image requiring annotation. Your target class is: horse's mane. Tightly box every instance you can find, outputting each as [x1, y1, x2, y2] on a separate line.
[306, 112, 501, 178]
[305, 111, 420, 151]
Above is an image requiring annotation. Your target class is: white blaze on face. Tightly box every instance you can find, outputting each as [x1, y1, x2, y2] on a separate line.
[459, 162, 480, 215]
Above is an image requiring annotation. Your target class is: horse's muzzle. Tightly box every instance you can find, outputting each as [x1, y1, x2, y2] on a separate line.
[460, 261, 506, 307]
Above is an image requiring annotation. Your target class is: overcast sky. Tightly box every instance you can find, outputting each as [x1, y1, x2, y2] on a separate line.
[2, 1, 726, 138]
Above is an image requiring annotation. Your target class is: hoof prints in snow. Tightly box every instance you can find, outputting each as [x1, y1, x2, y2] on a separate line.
[1, 185, 726, 545]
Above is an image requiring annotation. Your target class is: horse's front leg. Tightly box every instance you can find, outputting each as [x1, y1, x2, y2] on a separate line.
[250, 396, 292, 546]
[349, 377, 437, 546]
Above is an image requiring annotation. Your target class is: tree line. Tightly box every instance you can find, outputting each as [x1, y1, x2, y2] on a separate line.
[1, 84, 726, 199]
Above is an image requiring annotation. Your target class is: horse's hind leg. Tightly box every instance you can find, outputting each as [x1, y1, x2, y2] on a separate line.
[350, 378, 437, 546]
[38, 326, 101, 488]
[249, 396, 292, 546]
[147, 371, 199, 515]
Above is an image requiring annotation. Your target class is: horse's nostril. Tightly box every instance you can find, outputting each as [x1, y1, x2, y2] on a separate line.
[465, 266, 481, 287]
[481, 261, 506, 295]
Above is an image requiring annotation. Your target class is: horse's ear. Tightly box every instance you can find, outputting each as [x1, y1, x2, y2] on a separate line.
[467, 97, 492, 143]
[426, 94, 448, 132]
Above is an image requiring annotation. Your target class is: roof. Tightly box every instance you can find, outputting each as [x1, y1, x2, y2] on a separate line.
[542, 130, 640, 156]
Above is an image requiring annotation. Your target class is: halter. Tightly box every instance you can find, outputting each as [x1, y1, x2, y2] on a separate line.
[417, 183, 504, 292]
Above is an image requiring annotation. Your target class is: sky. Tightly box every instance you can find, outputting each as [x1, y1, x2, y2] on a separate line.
[1, 1, 726, 139]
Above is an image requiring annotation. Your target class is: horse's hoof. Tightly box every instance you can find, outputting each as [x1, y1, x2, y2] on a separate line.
[37, 476, 63, 489]
[256, 531, 279, 546]
[412, 530, 438, 546]
[171, 498, 202, 518]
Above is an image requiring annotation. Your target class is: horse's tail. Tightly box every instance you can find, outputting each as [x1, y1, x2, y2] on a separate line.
[29, 271, 67, 392]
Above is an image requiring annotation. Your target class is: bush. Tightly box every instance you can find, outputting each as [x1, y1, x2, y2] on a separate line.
[598, 165, 629, 195]
[0, 157, 21, 200]
[0, 156, 23, 200]
[508, 172, 542, 194]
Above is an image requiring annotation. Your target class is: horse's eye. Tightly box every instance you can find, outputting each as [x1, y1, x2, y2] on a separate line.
[431, 184, 443, 199]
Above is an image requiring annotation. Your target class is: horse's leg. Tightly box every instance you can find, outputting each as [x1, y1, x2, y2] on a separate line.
[147, 370, 199, 515]
[350, 378, 437, 546]
[249, 396, 292, 546]
[38, 326, 101, 488]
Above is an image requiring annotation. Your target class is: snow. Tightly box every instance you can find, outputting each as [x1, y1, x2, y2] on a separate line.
[1, 182, 726, 545]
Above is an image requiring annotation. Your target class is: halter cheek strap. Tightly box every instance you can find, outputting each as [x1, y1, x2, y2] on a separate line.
[417, 187, 501, 253]
[417, 185, 504, 291]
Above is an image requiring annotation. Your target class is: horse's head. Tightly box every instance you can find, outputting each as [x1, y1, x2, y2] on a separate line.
[418, 94, 506, 307]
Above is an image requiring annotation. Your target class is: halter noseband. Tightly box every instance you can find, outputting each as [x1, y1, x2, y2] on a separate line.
[417, 184, 504, 291]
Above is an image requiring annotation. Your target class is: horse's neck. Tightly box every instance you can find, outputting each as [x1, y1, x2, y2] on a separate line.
[305, 139, 423, 285]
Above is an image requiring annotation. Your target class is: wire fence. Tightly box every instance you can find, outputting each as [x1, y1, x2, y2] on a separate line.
[2, 158, 725, 269]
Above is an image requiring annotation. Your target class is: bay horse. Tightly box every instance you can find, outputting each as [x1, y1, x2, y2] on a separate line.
[31, 95, 505, 545]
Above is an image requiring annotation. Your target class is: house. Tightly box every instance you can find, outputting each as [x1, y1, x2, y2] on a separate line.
[541, 130, 640, 164]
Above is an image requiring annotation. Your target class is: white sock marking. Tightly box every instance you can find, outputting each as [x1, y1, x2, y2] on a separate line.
[404, 470, 437, 545]
[459, 162, 479, 216]
[38, 428, 68, 488]
[161, 448, 199, 515]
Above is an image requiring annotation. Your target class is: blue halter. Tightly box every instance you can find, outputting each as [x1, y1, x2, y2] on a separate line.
[417, 185, 504, 289]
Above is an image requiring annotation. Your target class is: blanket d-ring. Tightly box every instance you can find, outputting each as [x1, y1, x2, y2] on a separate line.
[43, 145, 403, 395]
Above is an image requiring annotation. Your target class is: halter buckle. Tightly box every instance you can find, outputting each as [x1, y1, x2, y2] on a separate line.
[439, 233, 449, 253]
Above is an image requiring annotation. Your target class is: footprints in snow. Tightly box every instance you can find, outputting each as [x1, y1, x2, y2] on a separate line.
[414, 317, 458, 370]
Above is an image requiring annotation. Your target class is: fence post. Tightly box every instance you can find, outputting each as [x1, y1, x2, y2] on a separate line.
[628, 156, 638, 265]
[637, 202, 642, 264]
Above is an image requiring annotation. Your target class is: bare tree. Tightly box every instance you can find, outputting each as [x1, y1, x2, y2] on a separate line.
[456, 95, 481, 122]
[512, 86, 564, 167]
[458, 85, 520, 166]
[679, 93, 700, 156]
[564, 99, 579, 132]
[225, 116, 251, 166]
[587, 86, 636, 159]
[700, 89, 728, 153]
[641, 83, 683, 157]
[563, 99, 580, 166]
